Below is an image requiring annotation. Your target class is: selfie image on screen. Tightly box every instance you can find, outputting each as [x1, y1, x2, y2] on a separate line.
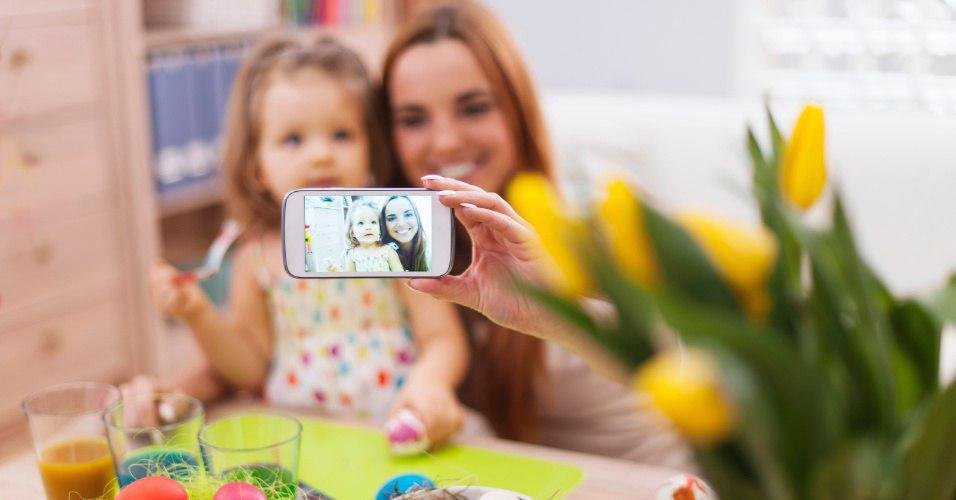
[304, 195, 432, 273]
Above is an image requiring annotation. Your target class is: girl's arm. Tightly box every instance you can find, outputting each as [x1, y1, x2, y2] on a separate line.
[392, 286, 470, 446]
[179, 241, 273, 391]
[385, 246, 406, 272]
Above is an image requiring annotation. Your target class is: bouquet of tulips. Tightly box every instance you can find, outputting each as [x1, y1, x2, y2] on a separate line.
[506, 104, 956, 500]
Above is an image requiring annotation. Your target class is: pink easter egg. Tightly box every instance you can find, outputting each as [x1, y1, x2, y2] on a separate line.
[385, 408, 430, 455]
[214, 481, 268, 500]
[654, 474, 716, 500]
[116, 476, 188, 500]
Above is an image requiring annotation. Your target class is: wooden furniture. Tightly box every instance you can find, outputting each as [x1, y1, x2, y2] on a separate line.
[0, 402, 685, 499]
[0, 0, 152, 442]
[0, 0, 397, 443]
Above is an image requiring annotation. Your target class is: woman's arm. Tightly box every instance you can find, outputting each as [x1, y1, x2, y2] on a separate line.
[393, 285, 469, 446]
[181, 241, 273, 391]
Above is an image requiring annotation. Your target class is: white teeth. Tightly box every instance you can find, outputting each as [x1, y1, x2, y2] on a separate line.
[439, 163, 476, 178]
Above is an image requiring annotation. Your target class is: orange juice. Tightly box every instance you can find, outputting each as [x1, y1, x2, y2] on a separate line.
[38, 436, 116, 500]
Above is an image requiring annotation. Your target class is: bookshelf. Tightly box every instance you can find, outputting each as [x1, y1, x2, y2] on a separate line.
[108, 0, 405, 379]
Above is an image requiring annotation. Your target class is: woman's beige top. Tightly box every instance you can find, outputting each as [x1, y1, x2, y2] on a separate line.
[469, 317, 694, 470]
[537, 341, 694, 469]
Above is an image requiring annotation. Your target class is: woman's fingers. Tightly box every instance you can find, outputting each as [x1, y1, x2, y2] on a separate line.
[407, 275, 478, 311]
[438, 190, 524, 222]
[421, 175, 485, 193]
[455, 204, 535, 246]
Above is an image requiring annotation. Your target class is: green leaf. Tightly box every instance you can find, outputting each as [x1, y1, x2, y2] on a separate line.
[588, 256, 656, 366]
[830, 196, 898, 430]
[809, 438, 895, 500]
[924, 273, 956, 324]
[641, 204, 740, 311]
[804, 228, 892, 431]
[697, 442, 765, 500]
[748, 126, 773, 202]
[890, 300, 941, 395]
[900, 381, 956, 500]
[766, 102, 786, 174]
[653, 290, 833, 492]
[517, 282, 645, 369]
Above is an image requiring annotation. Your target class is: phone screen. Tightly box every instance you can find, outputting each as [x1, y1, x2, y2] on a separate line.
[304, 194, 433, 273]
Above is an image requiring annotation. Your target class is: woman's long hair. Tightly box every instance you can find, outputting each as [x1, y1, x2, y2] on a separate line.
[380, 195, 429, 271]
[381, 0, 556, 442]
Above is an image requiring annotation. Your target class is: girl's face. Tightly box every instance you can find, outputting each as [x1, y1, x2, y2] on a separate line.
[257, 69, 370, 199]
[351, 206, 381, 245]
[384, 197, 420, 245]
[389, 40, 518, 192]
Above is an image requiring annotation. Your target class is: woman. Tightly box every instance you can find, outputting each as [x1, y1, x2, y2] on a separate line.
[381, 195, 430, 271]
[382, 0, 692, 467]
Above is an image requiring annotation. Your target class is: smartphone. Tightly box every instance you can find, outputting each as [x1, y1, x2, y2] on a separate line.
[282, 188, 454, 278]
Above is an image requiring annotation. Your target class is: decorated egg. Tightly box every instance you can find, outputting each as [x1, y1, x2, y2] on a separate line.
[654, 474, 716, 500]
[116, 476, 188, 500]
[375, 473, 435, 500]
[385, 408, 430, 455]
[214, 481, 268, 500]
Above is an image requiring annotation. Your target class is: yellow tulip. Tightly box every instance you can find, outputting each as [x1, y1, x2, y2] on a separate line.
[780, 104, 827, 210]
[677, 212, 777, 319]
[598, 178, 660, 287]
[633, 349, 737, 445]
[507, 173, 591, 296]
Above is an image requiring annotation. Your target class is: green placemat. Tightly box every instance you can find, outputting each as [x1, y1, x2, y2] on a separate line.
[297, 418, 584, 499]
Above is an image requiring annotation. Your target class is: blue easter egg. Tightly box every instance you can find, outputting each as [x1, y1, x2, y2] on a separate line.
[375, 473, 435, 500]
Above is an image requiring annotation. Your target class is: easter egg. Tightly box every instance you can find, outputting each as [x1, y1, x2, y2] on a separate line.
[375, 473, 435, 500]
[385, 409, 430, 456]
[654, 474, 716, 500]
[116, 476, 188, 500]
[214, 481, 268, 500]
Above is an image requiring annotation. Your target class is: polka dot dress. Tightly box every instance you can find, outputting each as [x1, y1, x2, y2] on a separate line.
[259, 260, 416, 423]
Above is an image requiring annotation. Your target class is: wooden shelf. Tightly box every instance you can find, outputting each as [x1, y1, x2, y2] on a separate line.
[144, 23, 393, 52]
[158, 175, 224, 218]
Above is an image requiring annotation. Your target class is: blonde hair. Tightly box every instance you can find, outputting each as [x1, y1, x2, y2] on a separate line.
[223, 36, 391, 230]
[380, 0, 555, 187]
[380, 0, 553, 442]
[344, 199, 382, 248]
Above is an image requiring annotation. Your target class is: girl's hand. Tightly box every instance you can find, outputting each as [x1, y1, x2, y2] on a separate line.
[323, 257, 340, 271]
[118, 375, 170, 427]
[391, 379, 464, 449]
[150, 260, 209, 319]
[409, 175, 552, 338]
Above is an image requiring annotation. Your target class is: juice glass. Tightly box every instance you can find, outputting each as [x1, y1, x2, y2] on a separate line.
[199, 413, 302, 500]
[22, 382, 120, 500]
[103, 393, 204, 488]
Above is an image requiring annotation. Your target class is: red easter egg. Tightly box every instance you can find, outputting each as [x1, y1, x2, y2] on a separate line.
[116, 476, 188, 500]
[214, 481, 268, 500]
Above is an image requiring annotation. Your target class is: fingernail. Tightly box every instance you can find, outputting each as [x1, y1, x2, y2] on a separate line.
[437, 190, 455, 197]
[421, 174, 442, 181]
[460, 203, 477, 209]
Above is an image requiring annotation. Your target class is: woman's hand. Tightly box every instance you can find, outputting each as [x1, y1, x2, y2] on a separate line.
[150, 260, 209, 320]
[409, 175, 552, 337]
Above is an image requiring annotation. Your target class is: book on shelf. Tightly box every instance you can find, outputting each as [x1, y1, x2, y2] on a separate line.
[148, 44, 244, 195]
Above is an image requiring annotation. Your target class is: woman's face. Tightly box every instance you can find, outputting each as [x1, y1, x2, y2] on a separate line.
[389, 40, 518, 193]
[384, 197, 420, 245]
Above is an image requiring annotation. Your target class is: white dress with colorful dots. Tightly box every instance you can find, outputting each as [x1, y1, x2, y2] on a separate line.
[256, 245, 416, 422]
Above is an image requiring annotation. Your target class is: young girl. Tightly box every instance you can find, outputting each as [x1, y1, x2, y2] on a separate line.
[328, 199, 405, 272]
[148, 36, 469, 443]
